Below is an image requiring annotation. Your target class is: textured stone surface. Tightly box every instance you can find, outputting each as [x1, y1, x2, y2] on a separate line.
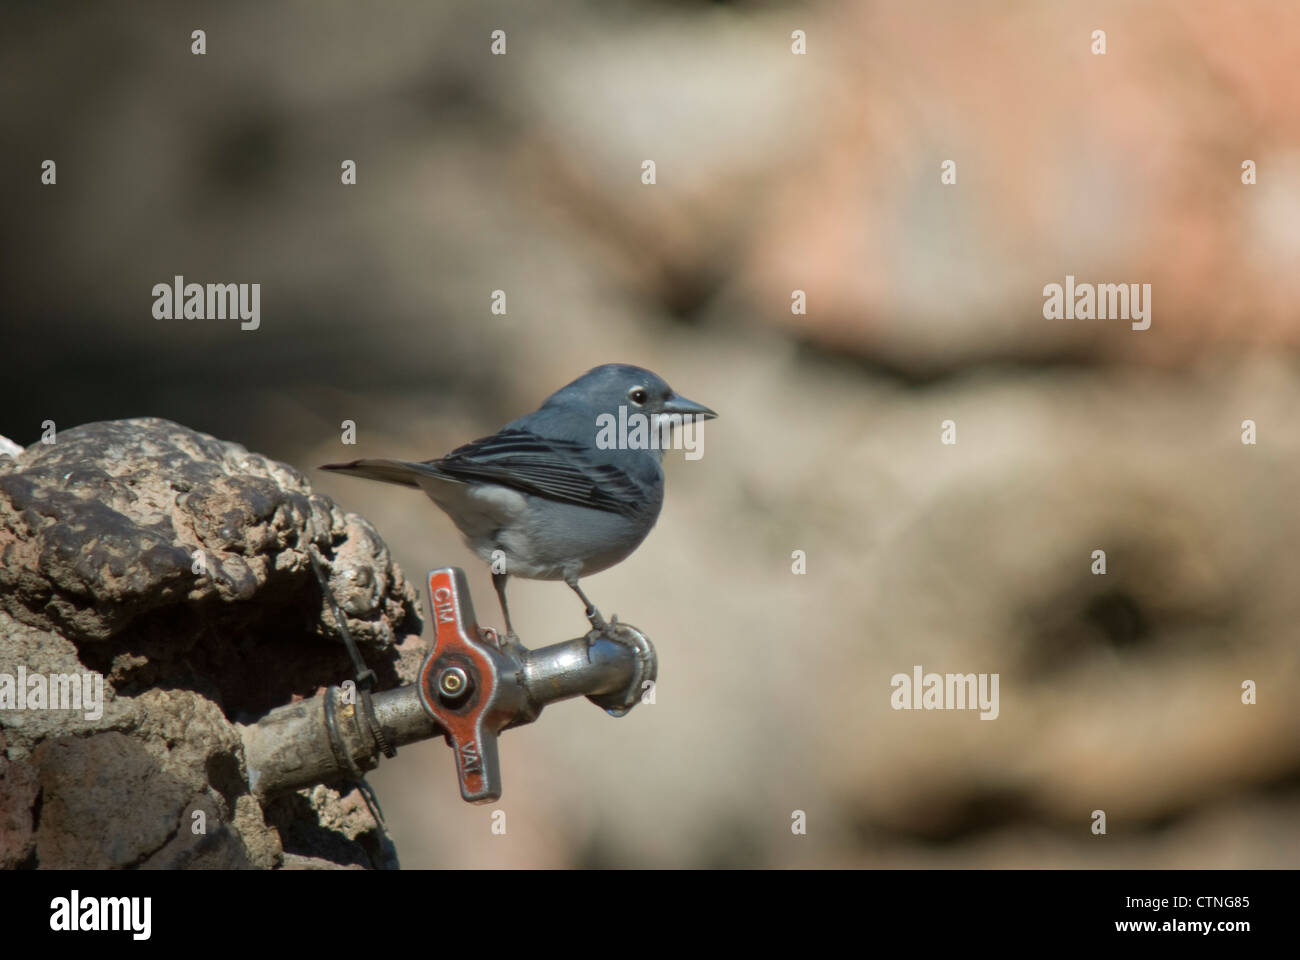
[0, 729, 38, 868]
[0, 418, 424, 869]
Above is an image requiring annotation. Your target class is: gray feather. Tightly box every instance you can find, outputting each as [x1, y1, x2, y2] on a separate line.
[318, 458, 453, 489]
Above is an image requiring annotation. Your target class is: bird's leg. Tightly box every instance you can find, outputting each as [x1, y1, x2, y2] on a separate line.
[564, 576, 609, 638]
[492, 572, 520, 646]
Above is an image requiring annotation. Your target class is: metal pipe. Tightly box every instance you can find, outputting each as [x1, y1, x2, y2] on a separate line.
[240, 686, 441, 799]
[241, 626, 653, 800]
[521, 635, 641, 704]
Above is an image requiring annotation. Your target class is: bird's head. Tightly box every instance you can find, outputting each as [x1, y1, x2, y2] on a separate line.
[549, 363, 718, 423]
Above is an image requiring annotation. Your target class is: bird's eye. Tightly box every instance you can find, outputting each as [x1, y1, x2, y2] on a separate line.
[628, 387, 648, 405]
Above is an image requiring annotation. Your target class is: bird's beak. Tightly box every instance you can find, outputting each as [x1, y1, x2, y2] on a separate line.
[662, 393, 717, 420]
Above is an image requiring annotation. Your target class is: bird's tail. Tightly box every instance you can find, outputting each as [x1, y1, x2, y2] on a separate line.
[318, 458, 447, 488]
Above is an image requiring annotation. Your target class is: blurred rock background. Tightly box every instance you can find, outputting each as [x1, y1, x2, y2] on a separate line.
[2, 0, 1297, 867]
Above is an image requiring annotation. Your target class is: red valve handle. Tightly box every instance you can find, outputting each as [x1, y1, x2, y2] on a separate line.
[416, 568, 509, 803]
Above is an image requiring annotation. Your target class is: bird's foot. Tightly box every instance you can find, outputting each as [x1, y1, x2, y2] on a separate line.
[586, 612, 631, 650]
[584, 607, 613, 646]
[502, 629, 526, 656]
[480, 626, 523, 653]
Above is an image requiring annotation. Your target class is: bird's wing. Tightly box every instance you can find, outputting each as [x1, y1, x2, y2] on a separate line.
[427, 428, 648, 518]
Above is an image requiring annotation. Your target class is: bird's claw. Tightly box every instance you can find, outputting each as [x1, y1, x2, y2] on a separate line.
[502, 630, 525, 656]
[585, 606, 608, 635]
[481, 625, 524, 654]
[585, 611, 632, 650]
